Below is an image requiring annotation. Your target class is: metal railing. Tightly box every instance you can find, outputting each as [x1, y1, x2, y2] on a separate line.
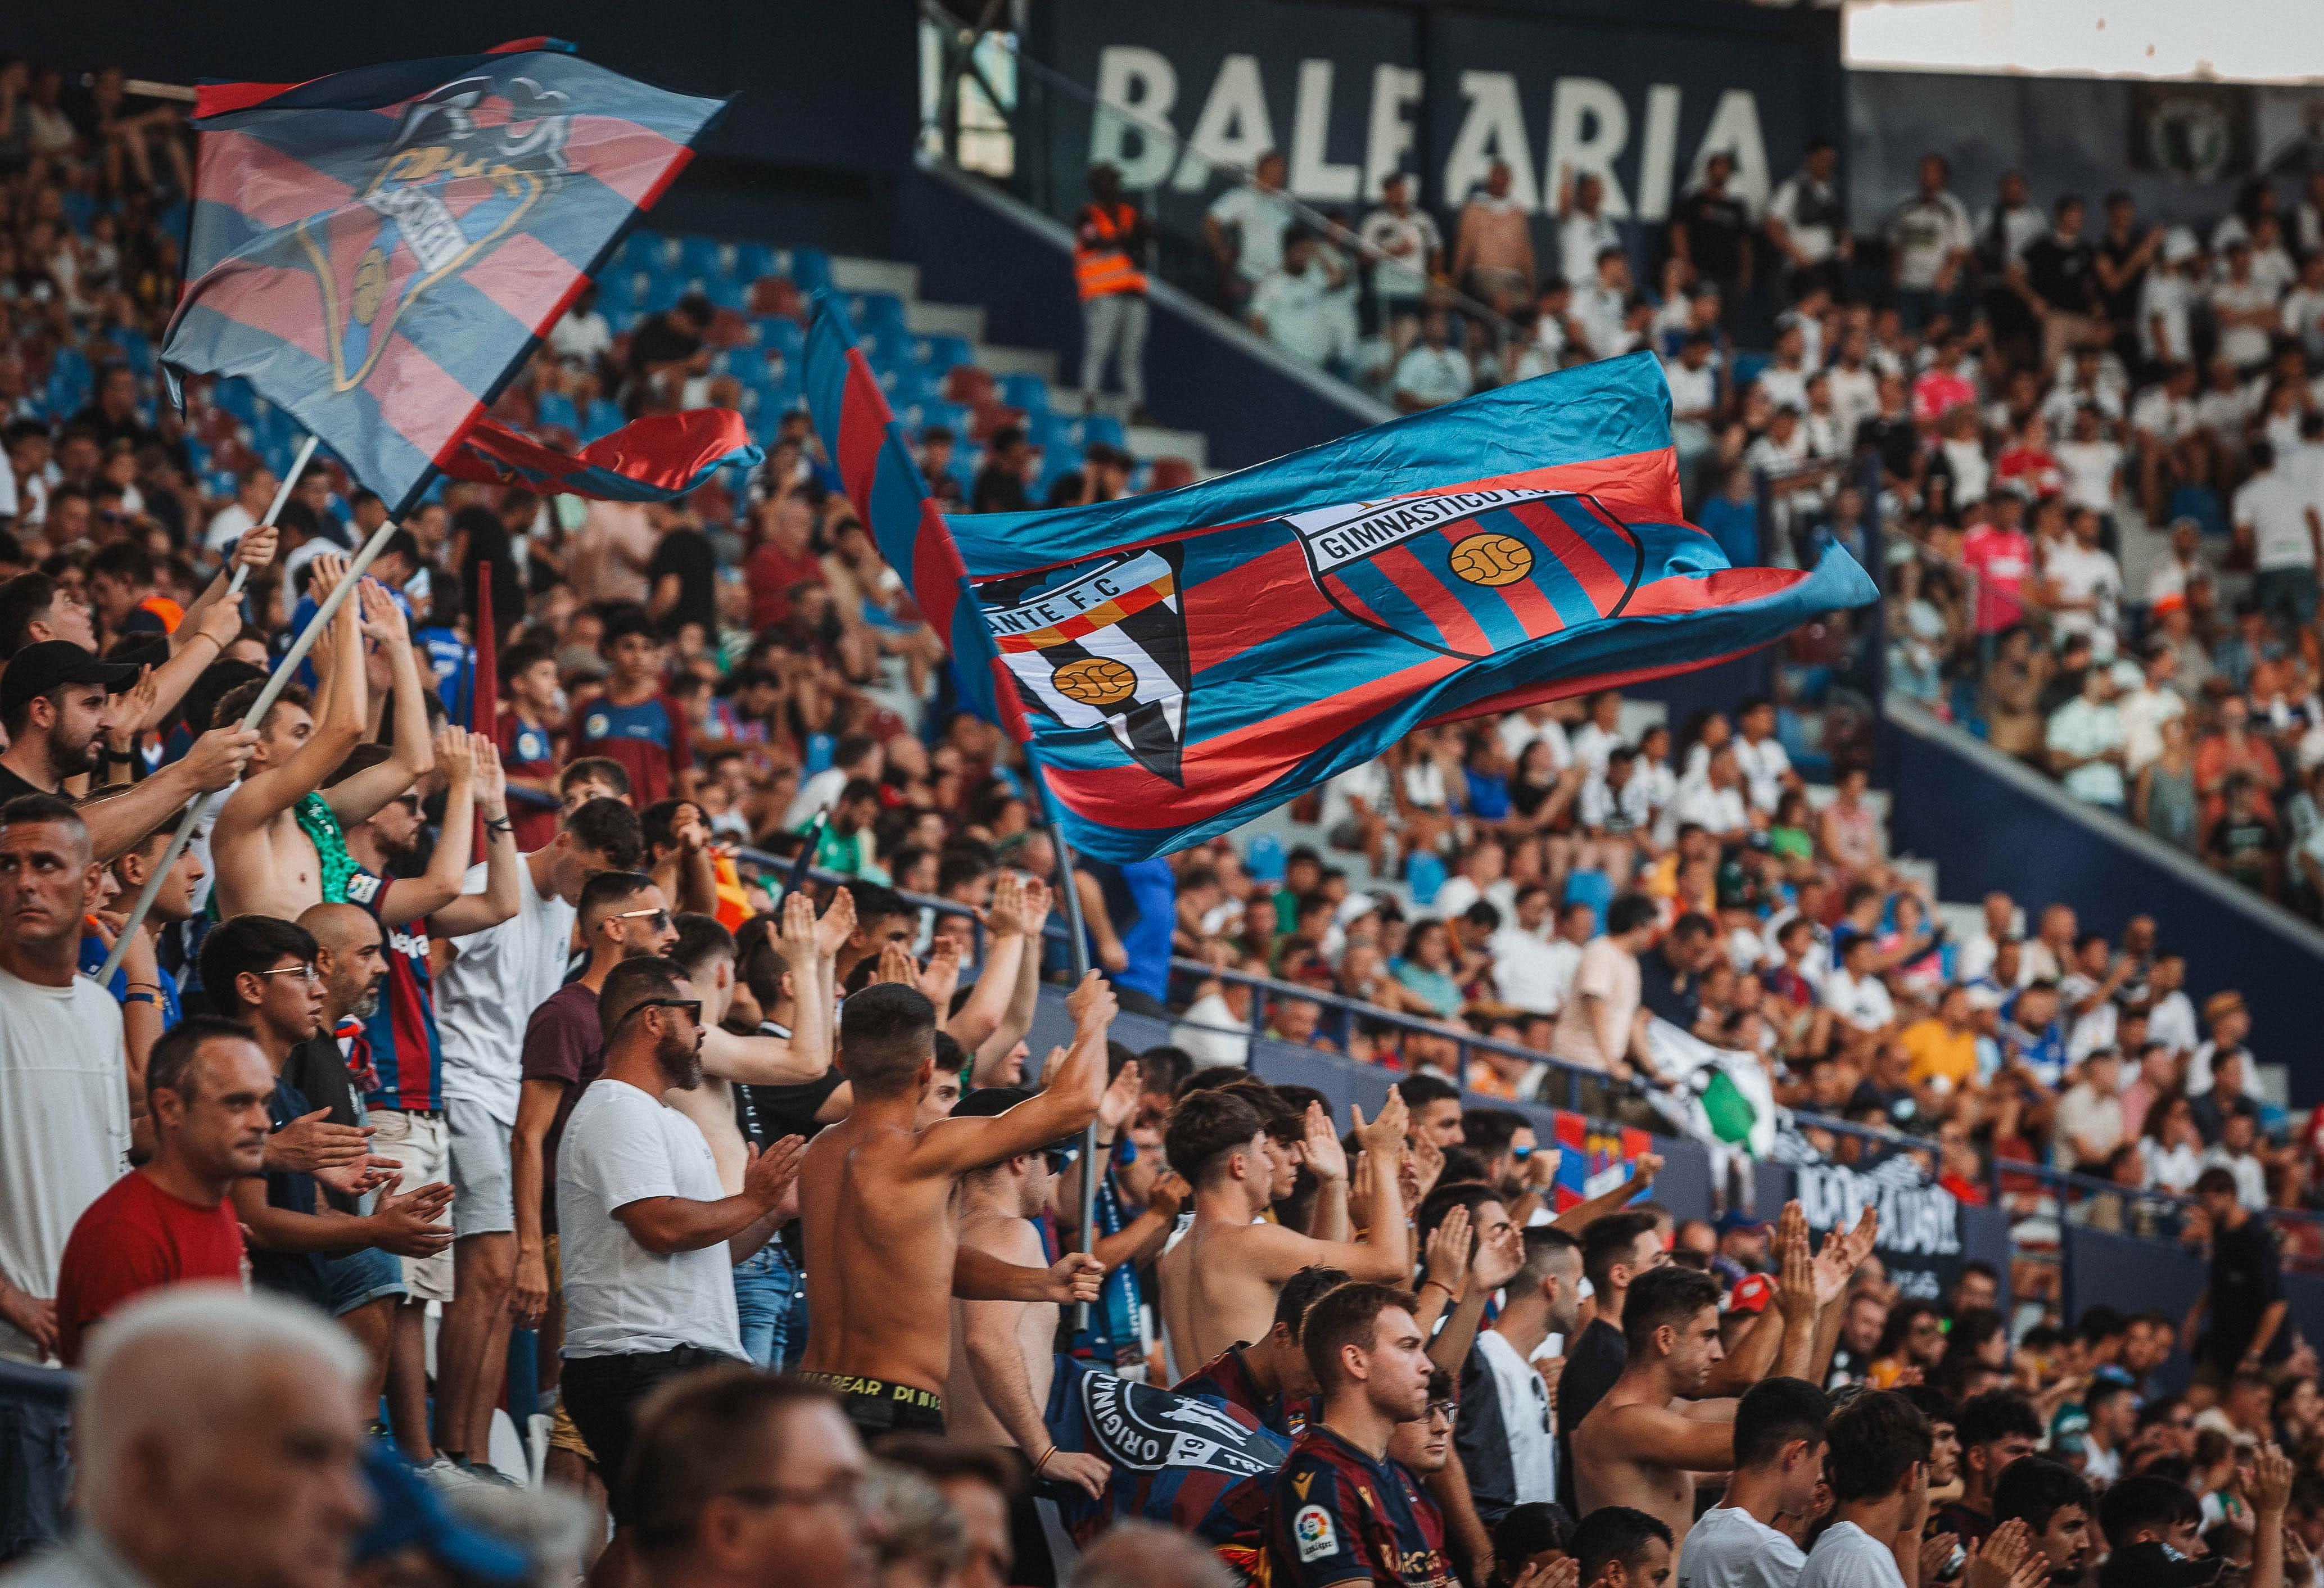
[916, 3, 1529, 402]
[725, 848, 2324, 1270]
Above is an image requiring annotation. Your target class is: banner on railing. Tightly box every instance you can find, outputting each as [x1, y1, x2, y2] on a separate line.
[1545, 1111, 1657, 1216]
[1793, 1155, 1965, 1304]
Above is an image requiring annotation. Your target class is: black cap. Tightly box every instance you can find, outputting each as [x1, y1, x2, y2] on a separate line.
[0, 641, 139, 722]
[951, 1087, 1080, 1157]
[2099, 1543, 2222, 1588]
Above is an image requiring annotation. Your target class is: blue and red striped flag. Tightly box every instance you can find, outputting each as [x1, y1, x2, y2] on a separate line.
[439, 409, 761, 500]
[162, 39, 731, 518]
[803, 296, 1875, 863]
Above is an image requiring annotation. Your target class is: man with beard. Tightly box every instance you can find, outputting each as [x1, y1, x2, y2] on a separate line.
[284, 903, 386, 1141]
[557, 955, 804, 1562]
[511, 870, 677, 1508]
[0, 639, 255, 863]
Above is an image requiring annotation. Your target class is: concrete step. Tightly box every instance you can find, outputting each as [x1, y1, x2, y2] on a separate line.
[976, 342, 1058, 382]
[1048, 387, 1134, 419]
[909, 300, 985, 342]
[828, 256, 919, 299]
[1128, 424, 1206, 468]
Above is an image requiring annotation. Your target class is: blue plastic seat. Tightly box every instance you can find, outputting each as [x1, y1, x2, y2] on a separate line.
[913, 333, 974, 373]
[919, 399, 969, 438]
[534, 392, 578, 433]
[60, 189, 96, 236]
[849, 292, 910, 341]
[214, 379, 258, 425]
[879, 364, 935, 407]
[1080, 413, 1127, 451]
[584, 399, 625, 441]
[699, 277, 748, 313]
[733, 242, 779, 283]
[677, 235, 729, 281]
[50, 345, 90, 389]
[638, 269, 683, 315]
[618, 232, 670, 275]
[755, 317, 805, 361]
[998, 372, 1051, 414]
[781, 248, 833, 293]
[1562, 870, 1612, 930]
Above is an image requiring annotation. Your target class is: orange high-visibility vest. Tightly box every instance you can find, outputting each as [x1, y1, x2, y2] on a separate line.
[1074, 203, 1147, 300]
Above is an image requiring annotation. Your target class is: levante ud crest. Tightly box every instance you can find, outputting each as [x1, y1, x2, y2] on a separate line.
[1286, 487, 1646, 660]
[296, 75, 575, 392]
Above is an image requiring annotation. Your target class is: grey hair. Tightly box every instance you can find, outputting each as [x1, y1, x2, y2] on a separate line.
[79, 1283, 368, 1482]
[867, 1460, 968, 1580]
[1066, 1519, 1237, 1588]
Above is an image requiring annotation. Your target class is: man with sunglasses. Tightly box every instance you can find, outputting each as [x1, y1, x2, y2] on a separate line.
[558, 955, 806, 1572]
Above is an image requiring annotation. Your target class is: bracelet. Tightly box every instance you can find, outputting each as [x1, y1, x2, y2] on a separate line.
[123, 981, 162, 992]
[123, 992, 158, 1007]
[184, 630, 221, 654]
[103, 747, 137, 763]
[484, 816, 514, 835]
[1034, 1445, 1059, 1476]
[1418, 1277, 1456, 1300]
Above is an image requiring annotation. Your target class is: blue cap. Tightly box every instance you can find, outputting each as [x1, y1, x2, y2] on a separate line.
[1713, 1209, 1767, 1237]
[354, 1442, 533, 1585]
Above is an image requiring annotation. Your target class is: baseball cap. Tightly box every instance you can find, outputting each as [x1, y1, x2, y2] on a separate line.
[1726, 1274, 1774, 1316]
[354, 1443, 532, 1584]
[0, 641, 139, 723]
[1714, 1209, 1766, 1237]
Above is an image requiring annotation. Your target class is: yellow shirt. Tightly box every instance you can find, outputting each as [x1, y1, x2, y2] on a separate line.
[1901, 1017, 1977, 1089]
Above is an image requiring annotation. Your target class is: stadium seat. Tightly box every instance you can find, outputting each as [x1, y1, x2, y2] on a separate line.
[699, 277, 749, 314]
[733, 242, 779, 283]
[779, 247, 834, 293]
[998, 372, 1051, 414]
[533, 392, 578, 433]
[1147, 456, 1197, 492]
[912, 333, 974, 373]
[754, 316, 806, 363]
[879, 364, 936, 408]
[618, 232, 670, 275]
[584, 399, 625, 441]
[1731, 351, 1770, 395]
[1562, 869, 1613, 926]
[1080, 414, 1128, 451]
[677, 235, 729, 281]
[749, 277, 804, 320]
[849, 292, 910, 341]
[968, 401, 1025, 443]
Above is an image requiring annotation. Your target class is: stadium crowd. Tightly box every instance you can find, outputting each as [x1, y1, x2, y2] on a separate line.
[9, 46, 2324, 1588]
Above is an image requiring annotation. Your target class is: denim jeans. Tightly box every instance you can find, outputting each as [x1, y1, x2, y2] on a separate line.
[733, 1242, 803, 1370]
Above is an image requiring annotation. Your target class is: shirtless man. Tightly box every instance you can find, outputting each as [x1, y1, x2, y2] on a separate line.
[796, 972, 1110, 1436]
[1155, 1085, 1413, 1373]
[1571, 1206, 1874, 1560]
[946, 1084, 1113, 1499]
[210, 558, 436, 921]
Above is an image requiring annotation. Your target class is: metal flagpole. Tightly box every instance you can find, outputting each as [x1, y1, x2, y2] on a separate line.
[1025, 756, 1101, 1328]
[96, 473, 400, 987]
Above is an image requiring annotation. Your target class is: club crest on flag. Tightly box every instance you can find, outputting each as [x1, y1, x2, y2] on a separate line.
[979, 545, 1193, 786]
[1285, 487, 1646, 660]
[298, 75, 575, 392]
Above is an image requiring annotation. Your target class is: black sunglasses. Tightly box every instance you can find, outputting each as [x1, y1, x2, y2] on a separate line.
[1042, 1144, 1082, 1175]
[613, 997, 701, 1033]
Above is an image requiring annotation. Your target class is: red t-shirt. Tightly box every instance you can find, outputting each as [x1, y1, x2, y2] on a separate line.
[747, 541, 827, 630]
[55, 1170, 245, 1365]
[497, 710, 563, 852]
[1959, 524, 2034, 634]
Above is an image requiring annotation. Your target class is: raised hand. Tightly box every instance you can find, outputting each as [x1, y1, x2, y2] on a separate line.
[181, 725, 259, 791]
[306, 549, 351, 604]
[194, 591, 243, 652]
[369, 1180, 455, 1257]
[1405, 1134, 1445, 1210]
[356, 576, 409, 645]
[815, 886, 856, 959]
[1775, 1203, 1817, 1322]
[1967, 1518, 2036, 1588]
[2251, 1440, 2295, 1518]
[435, 726, 475, 788]
[232, 522, 279, 571]
[1043, 1252, 1105, 1305]
[1511, 1554, 1578, 1588]
[1474, 1211, 1527, 1292]
[779, 889, 819, 958]
[918, 935, 964, 1011]
[1097, 1060, 1142, 1134]
[1144, 1172, 1191, 1223]
[105, 666, 159, 753]
[1354, 1090, 1409, 1160]
[1066, 969, 1116, 1034]
[1920, 1533, 1959, 1586]
[985, 870, 1027, 936]
[1630, 1151, 1665, 1188]
[1300, 1100, 1349, 1184]
[1425, 1204, 1473, 1300]
[471, 734, 506, 811]
[1016, 875, 1054, 940]
[874, 942, 919, 988]
[745, 1135, 807, 1210]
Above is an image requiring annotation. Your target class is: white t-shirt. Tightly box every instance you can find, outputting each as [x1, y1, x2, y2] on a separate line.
[2212, 278, 2278, 368]
[1359, 208, 1443, 300]
[1209, 186, 1294, 282]
[1393, 345, 1473, 408]
[1497, 713, 1572, 769]
[1675, 779, 1750, 838]
[1799, 1521, 1905, 1588]
[1560, 212, 1623, 291]
[1732, 735, 1792, 812]
[1887, 192, 1972, 291]
[2139, 272, 2194, 364]
[0, 967, 132, 1363]
[1823, 969, 1896, 1032]
[1664, 357, 1719, 419]
[557, 1079, 745, 1360]
[2234, 471, 2318, 572]
[203, 502, 258, 555]
[2043, 541, 2122, 640]
[1681, 1501, 1808, 1588]
[1492, 928, 1569, 1016]
[436, 861, 578, 1126]
[550, 308, 613, 367]
[2055, 440, 2123, 513]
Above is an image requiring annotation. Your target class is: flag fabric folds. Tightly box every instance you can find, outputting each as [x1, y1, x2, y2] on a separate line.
[163, 40, 727, 518]
[801, 305, 1875, 865]
[1042, 1356, 1289, 1548]
[438, 409, 763, 501]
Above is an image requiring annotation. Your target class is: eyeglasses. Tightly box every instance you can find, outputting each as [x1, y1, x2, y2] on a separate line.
[711, 1472, 869, 1515]
[256, 963, 319, 984]
[1042, 1144, 1082, 1175]
[617, 906, 672, 933]
[1426, 1399, 1457, 1424]
[612, 997, 700, 1034]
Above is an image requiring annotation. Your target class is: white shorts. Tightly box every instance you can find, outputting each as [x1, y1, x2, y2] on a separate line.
[367, 1109, 455, 1303]
[446, 1098, 516, 1239]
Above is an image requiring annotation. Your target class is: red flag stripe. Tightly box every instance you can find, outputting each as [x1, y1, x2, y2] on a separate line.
[836, 352, 885, 517]
[1506, 498, 1629, 617]
[1372, 545, 1492, 656]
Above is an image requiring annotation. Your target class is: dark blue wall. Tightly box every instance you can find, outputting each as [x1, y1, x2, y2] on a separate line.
[1887, 709, 2324, 1106]
[892, 170, 1385, 473]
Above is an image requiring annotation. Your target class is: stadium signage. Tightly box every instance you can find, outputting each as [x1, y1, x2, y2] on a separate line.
[1794, 1158, 1965, 1303]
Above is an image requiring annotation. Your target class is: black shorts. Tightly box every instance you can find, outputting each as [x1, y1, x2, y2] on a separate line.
[562, 1345, 741, 1522]
[798, 1372, 947, 1438]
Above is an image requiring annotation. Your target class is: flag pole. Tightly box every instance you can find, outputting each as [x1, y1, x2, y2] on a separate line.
[96, 497, 397, 987]
[1025, 753, 1101, 1329]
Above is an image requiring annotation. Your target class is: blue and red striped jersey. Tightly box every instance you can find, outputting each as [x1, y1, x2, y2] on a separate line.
[1263, 1425, 1453, 1588]
[574, 689, 689, 808]
[803, 299, 1877, 864]
[344, 868, 442, 1114]
[1174, 1345, 1314, 1442]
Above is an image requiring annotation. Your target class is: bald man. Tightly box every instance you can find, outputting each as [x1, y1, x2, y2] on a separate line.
[4, 1284, 373, 1588]
[285, 904, 387, 1143]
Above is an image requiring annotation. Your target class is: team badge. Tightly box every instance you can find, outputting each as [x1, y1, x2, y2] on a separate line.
[1285, 487, 1644, 659]
[296, 74, 575, 391]
[979, 545, 1193, 786]
[1294, 1504, 1336, 1562]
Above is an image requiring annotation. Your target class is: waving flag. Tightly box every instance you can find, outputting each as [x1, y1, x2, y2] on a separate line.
[163, 39, 728, 518]
[803, 298, 1875, 863]
[1042, 1357, 1289, 1549]
[439, 409, 762, 500]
